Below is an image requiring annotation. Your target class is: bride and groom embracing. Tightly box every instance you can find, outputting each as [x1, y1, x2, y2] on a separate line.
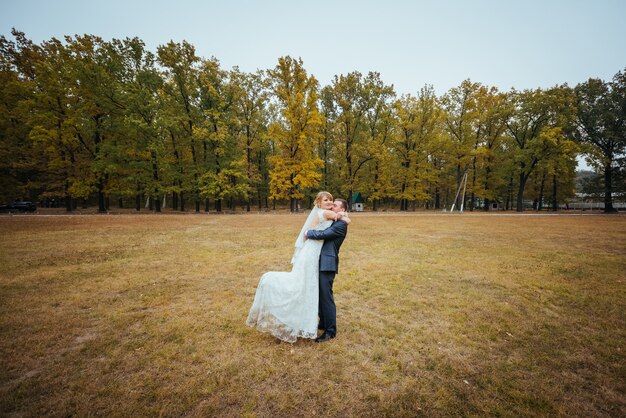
[246, 191, 351, 343]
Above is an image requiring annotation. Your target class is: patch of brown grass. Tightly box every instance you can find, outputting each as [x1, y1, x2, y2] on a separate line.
[1, 213, 625, 416]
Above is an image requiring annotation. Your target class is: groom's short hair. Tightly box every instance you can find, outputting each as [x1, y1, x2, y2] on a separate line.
[335, 198, 348, 211]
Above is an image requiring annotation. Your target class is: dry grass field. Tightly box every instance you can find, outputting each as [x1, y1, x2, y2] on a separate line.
[1, 212, 625, 417]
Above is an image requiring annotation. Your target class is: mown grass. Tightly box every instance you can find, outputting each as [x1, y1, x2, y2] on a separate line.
[1, 212, 625, 417]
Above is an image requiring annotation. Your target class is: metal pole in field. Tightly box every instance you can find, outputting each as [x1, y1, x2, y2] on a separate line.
[451, 182, 461, 212]
[460, 171, 468, 212]
[451, 170, 468, 212]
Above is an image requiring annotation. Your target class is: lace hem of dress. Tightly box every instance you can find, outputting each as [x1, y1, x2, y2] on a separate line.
[246, 311, 317, 343]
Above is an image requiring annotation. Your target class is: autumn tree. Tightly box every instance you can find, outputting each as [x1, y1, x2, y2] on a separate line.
[3, 31, 623, 213]
[471, 86, 509, 210]
[158, 41, 202, 211]
[504, 86, 576, 211]
[115, 37, 166, 211]
[441, 80, 481, 210]
[28, 36, 90, 210]
[29, 35, 128, 212]
[392, 86, 443, 210]
[267, 56, 323, 211]
[230, 68, 271, 211]
[327, 71, 375, 206]
[73, 35, 133, 212]
[574, 70, 626, 212]
[318, 85, 338, 193]
[361, 72, 395, 211]
[0, 31, 48, 204]
[197, 57, 235, 212]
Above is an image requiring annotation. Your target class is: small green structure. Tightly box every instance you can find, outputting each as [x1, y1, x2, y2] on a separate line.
[351, 192, 364, 212]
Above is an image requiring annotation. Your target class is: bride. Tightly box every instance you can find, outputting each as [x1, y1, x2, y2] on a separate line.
[246, 191, 350, 343]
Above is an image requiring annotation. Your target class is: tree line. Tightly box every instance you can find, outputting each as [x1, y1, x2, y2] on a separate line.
[1, 30, 624, 212]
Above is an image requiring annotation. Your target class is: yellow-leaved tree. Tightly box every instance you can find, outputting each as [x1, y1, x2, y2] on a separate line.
[267, 57, 323, 211]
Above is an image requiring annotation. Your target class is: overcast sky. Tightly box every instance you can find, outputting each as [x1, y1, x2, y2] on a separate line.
[3, 0, 625, 95]
[3, 0, 625, 169]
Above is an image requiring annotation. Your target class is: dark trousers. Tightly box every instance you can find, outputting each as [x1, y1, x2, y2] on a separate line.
[319, 270, 337, 336]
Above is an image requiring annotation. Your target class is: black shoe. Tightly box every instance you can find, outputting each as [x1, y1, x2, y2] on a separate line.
[315, 332, 335, 343]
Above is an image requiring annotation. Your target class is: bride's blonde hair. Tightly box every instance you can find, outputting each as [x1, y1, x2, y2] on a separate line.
[313, 191, 333, 208]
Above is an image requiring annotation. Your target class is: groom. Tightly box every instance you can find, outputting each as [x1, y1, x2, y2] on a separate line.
[306, 198, 349, 343]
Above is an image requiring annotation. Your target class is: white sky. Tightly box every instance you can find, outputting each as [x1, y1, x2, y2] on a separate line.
[3, 0, 625, 170]
[3, 0, 625, 95]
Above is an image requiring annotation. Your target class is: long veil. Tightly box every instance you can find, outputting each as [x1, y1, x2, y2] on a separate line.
[291, 206, 320, 265]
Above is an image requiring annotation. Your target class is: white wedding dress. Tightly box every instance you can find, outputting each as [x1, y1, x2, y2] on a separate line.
[246, 207, 331, 343]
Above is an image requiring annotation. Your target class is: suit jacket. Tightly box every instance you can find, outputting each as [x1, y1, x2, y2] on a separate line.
[306, 220, 348, 272]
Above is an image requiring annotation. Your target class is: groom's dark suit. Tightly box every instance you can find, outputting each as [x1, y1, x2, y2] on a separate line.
[306, 220, 348, 337]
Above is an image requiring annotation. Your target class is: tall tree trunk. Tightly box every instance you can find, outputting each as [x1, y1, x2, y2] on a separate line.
[151, 150, 161, 213]
[516, 172, 528, 212]
[604, 161, 616, 212]
[97, 178, 106, 213]
[189, 117, 200, 213]
[373, 160, 380, 211]
[470, 157, 477, 211]
[552, 174, 558, 211]
[213, 146, 221, 212]
[484, 164, 492, 211]
[135, 183, 141, 211]
[322, 148, 328, 189]
[246, 138, 252, 212]
[348, 189, 353, 212]
[169, 131, 184, 212]
[172, 192, 178, 211]
[64, 179, 72, 212]
[153, 195, 161, 212]
[456, 163, 462, 209]
[538, 170, 546, 211]
[505, 174, 514, 210]
[258, 151, 265, 210]
[65, 196, 72, 212]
